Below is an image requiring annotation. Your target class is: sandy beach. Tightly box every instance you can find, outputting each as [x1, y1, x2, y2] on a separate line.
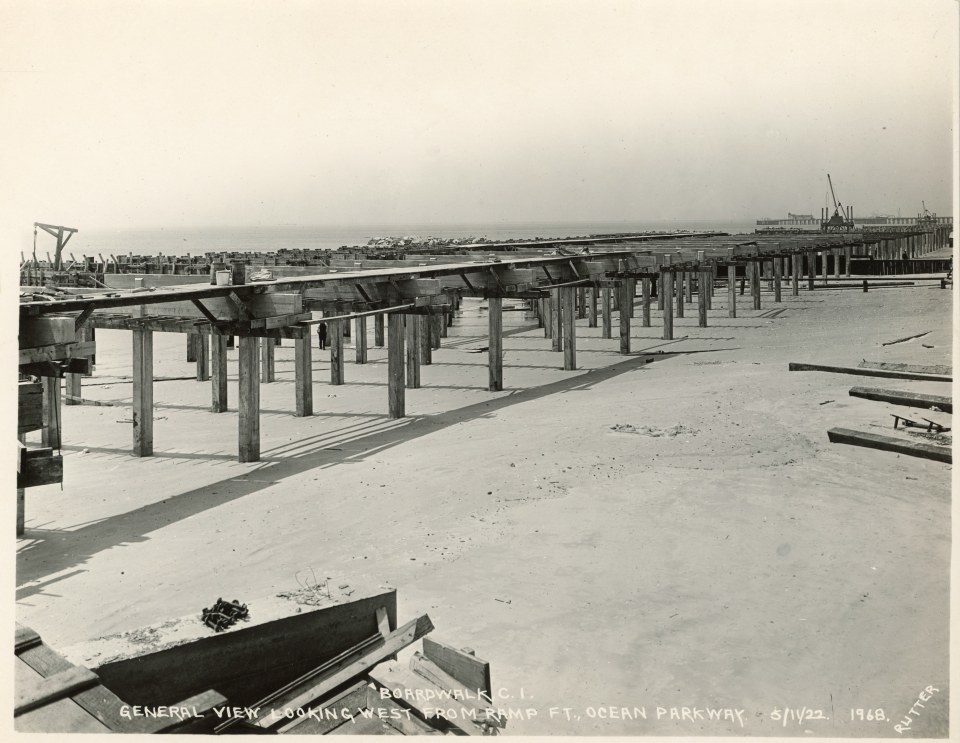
[16, 279, 951, 736]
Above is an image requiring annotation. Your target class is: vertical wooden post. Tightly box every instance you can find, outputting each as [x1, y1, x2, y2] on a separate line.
[727, 264, 737, 318]
[685, 271, 693, 303]
[294, 335, 313, 417]
[675, 271, 685, 318]
[844, 245, 852, 278]
[329, 318, 345, 383]
[261, 335, 275, 383]
[41, 376, 62, 450]
[773, 256, 782, 302]
[551, 288, 562, 352]
[641, 277, 651, 327]
[807, 251, 816, 290]
[132, 329, 153, 457]
[627, 279, 636, 318]
[439, 310, 449, 338]
[430, 315, 442, 350]
[662, 270, 673, 340]
[705, 272, 713, 310]
[749, 261, 760, 310]
[792, 253, 800, 296]
[238, 336, 260, 462]
[561, 287, 576, 370]
[489, 297, 503, 390]
[211, 334, 228, 412]
[196, 333, 210, 382]
[388, 314, 405, 419]
[576, 287, 586, 320]
[186, 333, 197, 362]
[601, 286, 612, 339]
[355, 316, 368, 364]
[405, 314, 420, 389]
[619, 282, 631, 354]
[419, 316, 432, 365]
[657, 272, 665, 310]
[17, 432, 25, 536]
[587, 286, 598, 328]
[833, 248, 840, 279]
[374, 313, 385, 347]
[822, 251, 828, 283]
[65, 324, 85, 405]
[543, 297, 553, 338]
[697, 270, 708, 327]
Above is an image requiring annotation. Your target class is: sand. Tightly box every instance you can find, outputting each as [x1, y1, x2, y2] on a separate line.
[16, 279, 951, 736]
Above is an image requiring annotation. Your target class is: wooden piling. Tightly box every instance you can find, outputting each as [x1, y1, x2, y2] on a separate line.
[374, 313, 385, 347]
[833, 248, 840, 279]
[551, 288, 562, 352]
[561, 287, 576, 370]
[196, 333, 210, 381]
[405, 314, 420, 389]
[388, 314, 405, 419]
[543, 296, 553, 338]
[41, 376, 62, 450]
[330, 319, 344, 384]
[601, 286, 612, 339]
[807, 252, 816, 290]
[619, 281, 631, 354]
[641, 277, 651, 327]
[260, 335, 275, 383]
[489, 296, 504, 389]
[132, 329, 153, 457]
[685, 270, 693, 303]
[294, 336, 313, 417]
[792, 253, 800, 296]
[419, 316, 432, 365]
[627, 279, 636, 318]
[750, 261, 761, 310]
[186, 333, 197, 362]
[773, 256, 782, 303]
[822, 251, 828, 283]
[430, 315, 442, 350]
[355, 316, 368, 364]
[662, 270, 673, 341]
[675, 271, 685, 318]
[211, 334, 228, 412]
[727, 264, 737, 318]
[238, 336, 260, 462]
[697, 270, 708, 327]
[588, 286, 598, 328]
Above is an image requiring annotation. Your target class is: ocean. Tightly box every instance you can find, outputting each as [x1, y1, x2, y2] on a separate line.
[40, 220, 759, 259]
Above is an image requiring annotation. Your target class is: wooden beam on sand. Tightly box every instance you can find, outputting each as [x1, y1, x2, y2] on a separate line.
[388, 313, 405, 418]
[848, 387, 952, 413]
[827, 428, 951, 464]
[788, 362, 951, 382]
[488, 296, 504, 389]
[238, 335, 260, 462]
[294, 336, 313, 417]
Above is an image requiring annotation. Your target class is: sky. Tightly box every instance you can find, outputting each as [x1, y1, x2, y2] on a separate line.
[0, 0, 957, 233]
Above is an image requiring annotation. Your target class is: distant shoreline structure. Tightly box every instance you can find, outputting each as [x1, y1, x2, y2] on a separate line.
[757, 213, 953, 230]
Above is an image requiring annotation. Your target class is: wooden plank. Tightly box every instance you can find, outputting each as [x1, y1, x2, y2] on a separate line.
[276, 680, 370, 735]
[19, 316, 77, 348]
[15, 625, 42, 654]
[19, 340, 96, 366]
[409, 653, 501, 726]
[365, 689, 444, 735]
[827, 428, 951, 464]
[17, 452, 63, 489]
[41, 377, 61, 449]
[788, 362, 951, 382]
[255, 614, 434, 727]
[15, 666, 100, 716]
[367, 661, 485, 736]
[93, 292, 303, 321]
[19, 381, 43, 434]
[238, 335, 260, 462]
[858, 360, 952, 376]
[848, 387, 952, 413]
[388, 314, 405, 418]
[421, 638, 492, 699]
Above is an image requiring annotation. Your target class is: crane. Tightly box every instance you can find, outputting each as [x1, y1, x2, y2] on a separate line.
[827, 174, 844, 218]
[822, 174, 854, 232]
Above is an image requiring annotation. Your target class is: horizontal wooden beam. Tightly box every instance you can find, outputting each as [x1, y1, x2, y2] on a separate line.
[19, 340, 96, 366]
[19, 317, 76, 349]
[827, 427, 951, 464]
[789, 362, 951, 383]
[848, 386, 952, 413]
[17, 449, 64, 489]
